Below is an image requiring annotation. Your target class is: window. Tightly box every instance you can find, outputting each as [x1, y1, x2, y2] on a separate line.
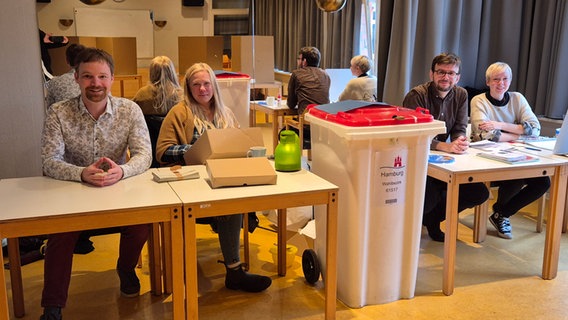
[359, 0, 377, 74]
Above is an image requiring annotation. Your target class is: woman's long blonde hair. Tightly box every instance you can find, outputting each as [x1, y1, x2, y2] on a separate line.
[148, 55, 182, 114]
[182, 62, 237, 133]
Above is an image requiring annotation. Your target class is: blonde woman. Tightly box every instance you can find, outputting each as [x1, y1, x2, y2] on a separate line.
[470, 62, 550, 239]
[133, 56, 182, 167]
[156, 62, 271, 292]
[338, 55, 377, 102]
[133, 55, 182, 116]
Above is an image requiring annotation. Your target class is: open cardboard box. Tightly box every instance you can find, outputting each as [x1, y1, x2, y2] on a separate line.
[206, 157, 277, 188]
[184, 127, 265, 165]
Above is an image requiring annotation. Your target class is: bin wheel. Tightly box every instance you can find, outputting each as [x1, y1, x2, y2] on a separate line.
[302, 249, 320, 284]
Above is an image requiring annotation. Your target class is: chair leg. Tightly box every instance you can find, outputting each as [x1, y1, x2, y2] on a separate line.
[242, 213, 250, 271]
[148, 223, 163, 296]
[161, 222, 173, 294]
[563, 205, 568, 233]
[473, 182, 491, 243]
[536, 194, 546, 233]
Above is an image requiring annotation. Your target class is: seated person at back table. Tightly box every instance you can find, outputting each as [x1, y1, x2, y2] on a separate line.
[40, 47, 152, 320]
[45, 43, 85, 107]
[470, 61, 550, 239]
[338, 55, 377, 102]
[403, 52, 489, 242]
[133, 55, 183, 168]
[156, 62, 272, 293]
[133, 55, 182, 117]
[287, 46, 330, 148]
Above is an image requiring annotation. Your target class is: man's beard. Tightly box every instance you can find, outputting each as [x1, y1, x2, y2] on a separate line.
[85, 87, 107, 102]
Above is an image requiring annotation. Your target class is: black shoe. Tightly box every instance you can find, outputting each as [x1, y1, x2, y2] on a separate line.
[225, 264, 272, 292]
[116, 267, 140, 298]
[246, 212, 259, 233]
[39, 307, 62, 320]
[425, 222, 445, 242]
[73, 238, 94, 255]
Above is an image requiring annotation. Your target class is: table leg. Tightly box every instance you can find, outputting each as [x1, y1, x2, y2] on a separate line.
[563, 186, 568, 233]
[325, 191, 338, 320]
[169, 207, 185, 320]
[8, 238, 24, 317]
[0, 236, 9, 320]
[272, 116, 280, 153]
[243, 213, 250, 271]
[277, 209, 287, 276]
[184, 207, 199, 320]
[249, 104, 256, 127]
[542, 164, 568, 279]
[119, 80, 125, 98]
[443, 178, 460, 296]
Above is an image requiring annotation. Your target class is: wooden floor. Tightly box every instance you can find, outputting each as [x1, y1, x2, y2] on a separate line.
[4, 125, 568, 319]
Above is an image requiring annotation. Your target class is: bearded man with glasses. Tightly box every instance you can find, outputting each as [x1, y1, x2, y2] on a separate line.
[402, 52, 489, 242]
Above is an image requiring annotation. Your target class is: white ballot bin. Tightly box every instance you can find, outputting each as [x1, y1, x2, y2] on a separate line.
[216, 72, 251, 128]
[305, 101, 446, 308]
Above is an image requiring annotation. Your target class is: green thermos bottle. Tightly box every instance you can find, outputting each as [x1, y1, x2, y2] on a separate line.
[274, 130, 302, 172]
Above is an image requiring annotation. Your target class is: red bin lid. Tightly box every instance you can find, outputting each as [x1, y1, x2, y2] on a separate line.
[307, 101, 433, 126]
[214, 70, 250, 79]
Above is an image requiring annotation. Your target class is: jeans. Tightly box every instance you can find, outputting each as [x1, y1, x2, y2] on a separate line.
[41, 224, 149, 308]
[215, 214, 243, 265]
[423, 176, 490, 225]
[492, 177, 551, 218]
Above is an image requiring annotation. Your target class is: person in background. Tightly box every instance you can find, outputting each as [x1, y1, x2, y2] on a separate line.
[402, 52, 489, 242]
[133, 55, 183, 168]
[338, 55, 377, 102]
[40, 48, 152, 320]
[286, 46, 330, 148]
[156, 62, 272, 293]
[45, 43, 85, 107]
[470, 61, 550, 239]
[133, 55, 182, 116]
[39, 29, 69, 76]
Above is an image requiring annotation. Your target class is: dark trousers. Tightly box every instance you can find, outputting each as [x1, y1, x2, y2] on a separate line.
[492, 177, 550, 218]
[423, 176, 490, 225]
[41, 225, 149, 308]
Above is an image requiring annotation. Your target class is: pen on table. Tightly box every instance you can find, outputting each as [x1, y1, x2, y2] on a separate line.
[523, 146, 541, 151]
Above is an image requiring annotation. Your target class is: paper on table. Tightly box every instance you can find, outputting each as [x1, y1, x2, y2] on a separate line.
[152, 166, 199, 183]
[476, 146, 539, 164]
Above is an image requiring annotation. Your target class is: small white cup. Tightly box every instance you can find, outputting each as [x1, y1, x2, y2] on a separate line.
[247, 146, 267, 158]
[266, 96, 275, 106]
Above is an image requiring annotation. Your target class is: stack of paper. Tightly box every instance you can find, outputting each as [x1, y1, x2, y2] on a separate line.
[152, 166, 199, 183]
[476, 146, 539, 164]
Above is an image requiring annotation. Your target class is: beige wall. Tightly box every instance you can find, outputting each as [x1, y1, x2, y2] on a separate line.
[36, 0, 212, 69]
[0, 0, 45, 178]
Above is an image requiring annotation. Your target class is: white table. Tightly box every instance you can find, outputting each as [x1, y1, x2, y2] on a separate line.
[428, 147, 568, 296]
[249, 100, 297, 152]
[0, 171, 185, 319]
[165, 165, 339, 320]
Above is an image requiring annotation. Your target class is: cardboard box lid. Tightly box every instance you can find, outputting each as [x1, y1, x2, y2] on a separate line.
[206, 157, 277, 188]
[184, 127, 265, 165]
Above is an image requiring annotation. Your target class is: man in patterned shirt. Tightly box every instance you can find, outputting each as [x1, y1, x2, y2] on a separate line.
[40, 48, 152, 320]
[44, 43, 85, 107]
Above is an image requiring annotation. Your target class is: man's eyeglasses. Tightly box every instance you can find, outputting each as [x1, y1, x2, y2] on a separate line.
[434, 70, 459, 78]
